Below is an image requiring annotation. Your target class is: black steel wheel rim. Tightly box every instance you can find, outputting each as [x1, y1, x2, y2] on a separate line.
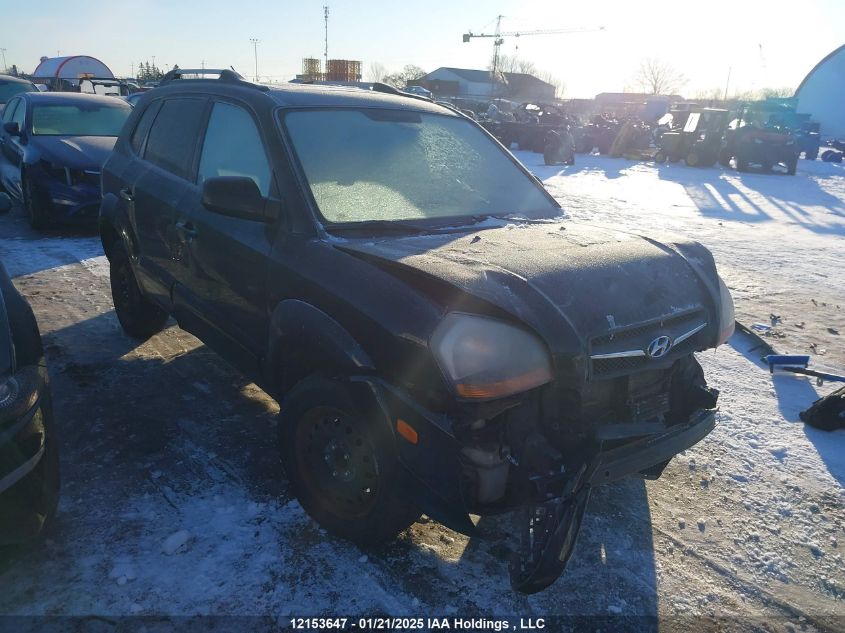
[297, 406, 380, 519]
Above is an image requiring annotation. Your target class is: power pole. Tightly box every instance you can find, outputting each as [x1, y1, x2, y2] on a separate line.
[201, 59, 205, 71]
[324, 5, 330, 71]
[723, 66, 732, 102]
[0, 49, 7, 72]
[250, 38, 260, 82]
[131, 62, 134, 78]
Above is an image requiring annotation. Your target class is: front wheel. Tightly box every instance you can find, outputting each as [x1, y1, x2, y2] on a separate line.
[109, 245, 169, 340]
[23, 176, 49, 230]
[279, 377, 420, 546]
[787, 157, 798, 175]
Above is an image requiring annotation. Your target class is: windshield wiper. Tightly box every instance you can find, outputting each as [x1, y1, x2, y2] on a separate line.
[327, 219, 429, 235]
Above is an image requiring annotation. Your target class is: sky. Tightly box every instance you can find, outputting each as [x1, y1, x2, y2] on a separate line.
[2, 0, 843, 98]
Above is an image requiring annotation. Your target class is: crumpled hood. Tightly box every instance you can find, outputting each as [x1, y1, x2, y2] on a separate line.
[338, 222, 719, 351]
[30, 135, 117, 170]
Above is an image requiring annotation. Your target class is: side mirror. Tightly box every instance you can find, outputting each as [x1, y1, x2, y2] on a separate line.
[200, 176, 267, 221]
[3, 122, 20, 136]
[0, 193, 11, 214]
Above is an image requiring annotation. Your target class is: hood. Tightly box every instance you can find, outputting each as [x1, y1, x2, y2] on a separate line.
[29, 135, 117, 170]
[337, 222, 720, 354]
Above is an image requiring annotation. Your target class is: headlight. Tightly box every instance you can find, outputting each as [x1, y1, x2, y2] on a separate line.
[0, 366, 40, 425]
[431, 313, 553, 400]
[716, 276, 735, 346]
[0, 374, 18, 407]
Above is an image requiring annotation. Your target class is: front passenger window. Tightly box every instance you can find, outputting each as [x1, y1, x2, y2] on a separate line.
[198, 102, 271, 196]
[2, 99, 18, 124]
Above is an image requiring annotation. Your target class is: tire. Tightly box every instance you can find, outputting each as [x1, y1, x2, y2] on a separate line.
[685, 149, 700, 167]
[787, 157, 797, 175]
[109, 245, 168, 340]
[22, 175, 49, 230]
[736, 155, 749, 172]
[654, 150, 667, 164]
[718, 147, 732, 167]
[279, 376, 420, 546]
[805, 148, 818, 161]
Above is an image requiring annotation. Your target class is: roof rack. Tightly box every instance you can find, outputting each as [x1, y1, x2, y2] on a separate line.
[159, 67, 269, 92]
[371, 82, 432, 103]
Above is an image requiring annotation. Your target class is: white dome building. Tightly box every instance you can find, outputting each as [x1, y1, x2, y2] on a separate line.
[795, 44, 845, 139]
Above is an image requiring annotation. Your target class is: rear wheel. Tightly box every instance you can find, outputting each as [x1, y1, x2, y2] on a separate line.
[654, 150, 667, 164]
[718, 147, 732, 167]
[736, 154, 750, 172]
[109, 245, 168, 340]
[22, 175, 49, 230]
[685, 149, 700, 167]
[279, 377, 420, 546]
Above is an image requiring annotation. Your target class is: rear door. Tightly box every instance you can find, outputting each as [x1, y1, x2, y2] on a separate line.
[171, 99, 277, 373]
[131, 97, 208, 305]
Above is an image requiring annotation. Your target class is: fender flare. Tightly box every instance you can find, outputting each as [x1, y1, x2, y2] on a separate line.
[265, 299, 375, 397]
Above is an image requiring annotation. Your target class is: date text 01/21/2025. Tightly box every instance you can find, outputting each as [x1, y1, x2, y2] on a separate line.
[290, 617, 547, 630]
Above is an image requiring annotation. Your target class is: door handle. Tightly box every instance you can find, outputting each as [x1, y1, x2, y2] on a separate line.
[119, 187, 134, 202]
[175, 221, 199, 239]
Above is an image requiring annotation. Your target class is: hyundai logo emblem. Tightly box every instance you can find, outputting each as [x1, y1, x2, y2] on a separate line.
[646, 335, 672, 358]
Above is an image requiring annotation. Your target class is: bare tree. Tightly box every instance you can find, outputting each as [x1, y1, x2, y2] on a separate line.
[490, 54, 537, 76]
[367, 61, 388, 83]
[758, 86, 794, 99]
[382, 64, 427, 89]
[538, 70, 565, 99]
[634, 57, 687, 95]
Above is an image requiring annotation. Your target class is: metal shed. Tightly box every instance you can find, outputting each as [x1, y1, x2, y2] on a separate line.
[795, 44, 845, 139]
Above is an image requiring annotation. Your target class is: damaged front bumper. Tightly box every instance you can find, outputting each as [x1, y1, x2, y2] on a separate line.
[353, 374, 717, 593]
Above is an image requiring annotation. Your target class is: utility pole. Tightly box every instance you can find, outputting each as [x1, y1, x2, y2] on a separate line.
[130, 62, 134, 79]
[490, 15, 503, 99]
[0, 49, 7, 72]
[723, 66, 732, 102]
[201, 59, 205, 71]
[324, 5, 330, 72]
[250, 38, 260, 82]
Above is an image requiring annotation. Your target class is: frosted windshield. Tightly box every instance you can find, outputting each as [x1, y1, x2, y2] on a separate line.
[283, 109, 557, 224]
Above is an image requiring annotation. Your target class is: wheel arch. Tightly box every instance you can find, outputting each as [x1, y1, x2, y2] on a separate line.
[265, 299, 375, 398]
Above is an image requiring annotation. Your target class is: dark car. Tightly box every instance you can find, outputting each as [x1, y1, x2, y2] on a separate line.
[0, 75, 38, 116]
[0, 92, 131, 228]
[0, 195, 60, 543]
[99, 70, 734, 593]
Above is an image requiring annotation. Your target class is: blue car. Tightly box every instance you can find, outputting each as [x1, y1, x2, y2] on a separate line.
[0, 92, 131, 228]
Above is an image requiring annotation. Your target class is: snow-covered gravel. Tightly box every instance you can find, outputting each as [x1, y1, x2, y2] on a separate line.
[0, 152, 842, 632]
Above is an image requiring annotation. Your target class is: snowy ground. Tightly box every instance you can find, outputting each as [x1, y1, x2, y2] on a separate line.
[0, 153, 842, 632]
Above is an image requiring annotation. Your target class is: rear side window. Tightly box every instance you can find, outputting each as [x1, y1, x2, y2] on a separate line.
[11, 99, 26, 129]
[198, 102, 271, 196]
[144, 98, 206, 180]
[130, 100, 162, 155]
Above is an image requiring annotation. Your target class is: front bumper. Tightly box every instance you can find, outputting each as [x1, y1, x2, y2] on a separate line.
[355, 376, 716, 537]
[0, 364, 59, 543]
[31, 174, 101, 225]
[588, 408, 716, 486]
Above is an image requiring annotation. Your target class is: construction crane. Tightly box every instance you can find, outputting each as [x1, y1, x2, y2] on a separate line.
[463, 15, 604, 94]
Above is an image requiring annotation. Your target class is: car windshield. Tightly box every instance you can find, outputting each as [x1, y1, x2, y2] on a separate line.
[282, 108, 559, 225]
[0, 80, 36, 103]
[31, 101, 131, 136]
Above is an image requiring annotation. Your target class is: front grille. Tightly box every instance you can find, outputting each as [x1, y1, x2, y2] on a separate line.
[589, 309, 707, 380]
[592, 310, 704, 348]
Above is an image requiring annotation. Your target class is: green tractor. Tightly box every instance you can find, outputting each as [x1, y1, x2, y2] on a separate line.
[655, 108, 729, 167]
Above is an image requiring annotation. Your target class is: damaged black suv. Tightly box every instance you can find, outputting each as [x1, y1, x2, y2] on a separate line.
[99, 69, 734, 593]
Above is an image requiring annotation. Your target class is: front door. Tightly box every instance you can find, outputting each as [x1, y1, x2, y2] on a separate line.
[172, 100, 277, 374]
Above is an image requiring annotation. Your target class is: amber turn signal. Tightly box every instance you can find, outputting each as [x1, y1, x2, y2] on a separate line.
[396, 418, 418, 444]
